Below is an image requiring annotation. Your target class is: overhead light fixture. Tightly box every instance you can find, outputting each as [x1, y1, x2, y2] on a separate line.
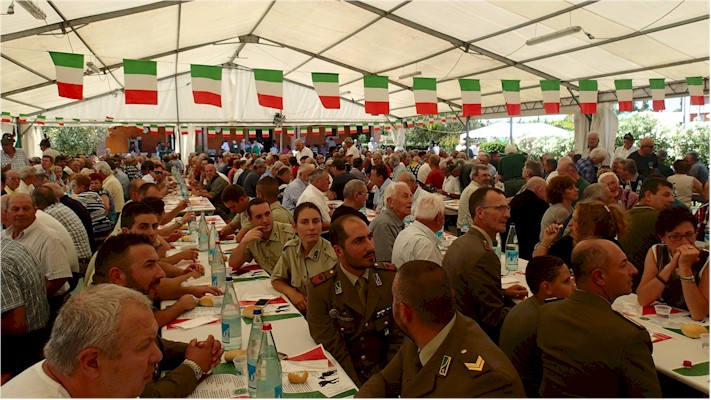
[86, 61, 101, 75]
[17, 0, 46, 20]
[526, 26, 582, 46]
[399, 71, 422, 80]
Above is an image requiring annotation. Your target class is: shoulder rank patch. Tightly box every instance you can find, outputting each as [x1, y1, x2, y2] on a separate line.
[375, 262, 397, 271]
[465, 356, 485, 372]
[311, 269, 336, 286]
[438, 355, 452, 377]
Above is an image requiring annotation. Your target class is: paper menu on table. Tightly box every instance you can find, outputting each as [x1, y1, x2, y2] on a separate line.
[188, 373, 248, 398]
[281, 370, 351, 398]
[180, 306, 219, 319]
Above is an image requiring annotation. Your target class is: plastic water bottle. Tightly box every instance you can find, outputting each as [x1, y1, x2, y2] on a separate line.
[208, 222, 218, 263]
[211, 241, 226, 288]
[197, 213, 209, 251]
[255, 323, 282, 398]
[221, 276, 242, 350]
[505, 224, 519, 272]
[436, 229, 444, 250]
[247, 309, 264, 397]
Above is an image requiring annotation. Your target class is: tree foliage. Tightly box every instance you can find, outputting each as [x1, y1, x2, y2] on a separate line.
[615, 112, 671, 151]
[667, 122, 709, 165]
[43, 126, 109, 156]
[404, 119, 484, 149]
[517, 135, 575, 160]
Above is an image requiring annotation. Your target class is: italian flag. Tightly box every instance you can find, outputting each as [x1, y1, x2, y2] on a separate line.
[452, 114, 458, 121]
[615, 79, 634, 112]
[223, 127, 231, 135]
[180, 126, 188, 135]
[274, 126, 282, 135]
[540, 80, 561, 114]
[374, 125, 381, 133]
[650, 78, 666, 111]
[235, 129, 243, 138]
[55, 117, 64, 126]
[287, 127, 295, 137]
[337, 125, 345, 135]
[396, 121, 403, 130]
[253, 69, 283, 110]
[406, 118, 413, 128]
[123, 59, 158, 105]
[362, 124, 370, 133]
[136, 123, 144, 129]
[428, 116, 435, 125]
[248, 128, 257, 138]
[72, 118, 80, 124]
[364, 75, 389, 115]
[194, 127, 202, 136]
[49, 52, 84, 100]
[18, 114, 27, 124]
[579, 80, 598, 114]
[385, 124, 391, 132]
[687, 76, 705, 105]
[459, 79, 481, 117]
[207, 127, 216, 137]
[105, 116, 114, 123]
[311, 126, 320, 136]
[150, 124, 158, 135]
[191, 64, 222, 107]
[1, 112, 10, 123]
[502, 80, 521, 115]
[441, 114, 447, 123]
[36, 115, 46, 125]
[413, 77, 437, 115]
[166, 126, 174, 135]
[417, 117, 424, 127]
[312, 72, 340, 109]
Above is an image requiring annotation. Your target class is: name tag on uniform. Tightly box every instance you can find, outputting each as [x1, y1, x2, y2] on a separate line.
[374, 273, 382, 287]
[438, 355, 452, 377]
[335, 280, 342, 295]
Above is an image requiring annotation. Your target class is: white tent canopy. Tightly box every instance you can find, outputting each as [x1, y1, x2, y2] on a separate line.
[1, 0, 708, 125]
[462, 122, 572, 141]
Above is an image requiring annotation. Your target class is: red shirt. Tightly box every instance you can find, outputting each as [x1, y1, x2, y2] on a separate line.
[425, 167, 445, 189]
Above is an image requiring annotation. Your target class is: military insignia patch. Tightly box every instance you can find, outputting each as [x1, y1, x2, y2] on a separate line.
[311, 273, 326, 285]
[335, 280, 342, 295]
[439, 355, 452, 377]
[465, 356, 485, 372]
[374, 272, 382, 287]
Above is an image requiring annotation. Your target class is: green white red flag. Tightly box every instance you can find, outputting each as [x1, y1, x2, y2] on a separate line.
[501, 80, 521, 116]
[312, 72, 340, 109]
[150, 124, 158, 135]
[337, 125, 345, 135]
[235, 129, 243, 138]
[55, 117, 64, 126]
[253, 69, 283, 109]
[181, 126, 188, 135]
[364, 75, 389, 115]
[207, 127, 216, 137]
[649, 79, 666, 111]
[36, 115, 46, 125]
[459, 79, 481, 117]
[540, 80, 561, 114]
[286, 127, 294, 137]
[248, 128, 257, 138]
[687, 77, 705, 105]
[49, 52, 84, 100]
[428, 116, 434, 125]
[413, 77, 437, 115]
[191, 64, 222, 107]
[124, 59, 157, 105]
[441, 114, 447, 123]
[1, 112, 10, 123]
[579, 80, 598, 114]
[166, 126, 174, 135]
[311, 126, 320, 136]
[615, 79, 634, 112]
[18, 114, 27, 124]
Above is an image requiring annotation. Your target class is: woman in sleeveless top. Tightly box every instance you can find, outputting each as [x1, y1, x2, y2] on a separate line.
[667, 159, 706, 207]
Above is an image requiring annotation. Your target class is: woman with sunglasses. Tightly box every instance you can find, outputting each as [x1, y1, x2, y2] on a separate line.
[637, 206, 709, 321]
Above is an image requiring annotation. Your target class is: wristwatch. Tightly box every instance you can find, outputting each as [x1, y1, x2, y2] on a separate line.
[182, 359, 204, 380]
[174, 217, 183, 226]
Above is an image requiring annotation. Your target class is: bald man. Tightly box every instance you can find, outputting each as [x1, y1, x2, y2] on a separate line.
[508, 177, 549, 260]
[627, 137, 658, 181]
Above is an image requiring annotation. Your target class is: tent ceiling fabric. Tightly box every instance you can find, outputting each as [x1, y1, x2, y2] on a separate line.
[0, 0, 708, 123]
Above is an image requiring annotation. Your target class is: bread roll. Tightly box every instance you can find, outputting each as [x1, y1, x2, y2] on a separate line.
[241, 305, 264, 318]
[288, 371, 309, 384]
[224, 348, 247, 362]
[198, 296, 214, 307]
[680, 323, 709, 339]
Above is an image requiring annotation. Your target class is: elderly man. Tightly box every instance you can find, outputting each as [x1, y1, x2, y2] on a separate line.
[598, 171, 638, 210]
[370, 163, 392, 213]
[93, 234, 223, 398]
[195, 163, 229, 210]
[391, 193, 445, 268]
[614, 132, 638, 160]
[538, 240, 661, 397]
[95, 161, 125, 213]
[283, 163, 314, 212]
[416, 154, 431, 183]
[356, 260, 525, 398]
[443, 188, 528, 343]
[617, 158, 643, 194]
[228, 198, 296, 275]
[556, 158, 589, 201]
[423, 154, 444, 189]
[627, 137, 657, 181]
[576, 147, 608, 184]
[1, 284, 163, 397]
[307, 215, 402, 386]
[1, 133, 28, 172]
[369, 182, 412, 263]
[686, 151, 709, 185]
[388, 153, 406, 182]
[295, 139, 314, 162]
[344, 137, 360, 159]
[497, 144, 526, 184]
[3, 169, 20, 194]
[508, 177, 549, 260]
[35, 155, 56, 183]
[243, 158, 266, 197]
[297, 168, 333, 230]
[332, 179, 369, 225]
[457, 164, 490, 232]
[17, 165, 36, 195]
[580, 131, 611, 165]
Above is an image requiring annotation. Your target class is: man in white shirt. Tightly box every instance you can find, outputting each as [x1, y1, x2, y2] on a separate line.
[581, 131, 611, 166]
[397, 172, 422, 222]
[614, 133, 639, 161]
[391, 192, 445, 268]
[1, 284, 163, 398]
[416, 154, 432, 183]
[344, 137, 361, 159]
[297, 168, 332, 230]
[295, 139, 314, 163]
[283, 163, 315, 212]
[17, 166, 36, 195]
[457, 165, 490, 232]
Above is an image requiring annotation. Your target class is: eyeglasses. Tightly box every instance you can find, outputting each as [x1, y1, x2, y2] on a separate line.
[665, 232, 695, 242]
[479, 204, 510, 212]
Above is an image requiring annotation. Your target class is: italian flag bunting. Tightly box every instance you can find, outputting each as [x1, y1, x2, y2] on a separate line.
[136, 123, 144, 130]
[36, 115, 46, 125]
[123, 59, 158, 105]
[396, 121, 403, 130]
[253, 69, 283, 110]
[459, 79, 481, 117]
[55, 117, 64, 126]
[49, 52, 84, 100]
[363, 75, 389, 115]
[1, 112, 10, 123]
[180, 125, 188, 135]
[312, 126, 320, 136]
[362, 124, 370, 133]
[501, 80, 521, 116]
[615, 79, 634, 112]
[441, 114, 447, 123]
[274, 126, 282, 135]
[312, 72, 340, 109]
[579, 80, 598, 114]
[248, 128, 257, 138]
[105, 116, 114, 123]
[72, 118, 80, 124]
[194, 127, 202, 136]
[540, 80, 561, 114]
[191, 64, 222, 107]
[18, 114, 27, 124]
[235, 129, 243, 138]
[428, 116, 435, 125]
[337, 125, 345, 135]
[649, 79, 666, 111]
[413, 77, 437, 115]
[207, 127, 216, 137]
[149, 124, 158, 135]
[451, 114, 458, 122]
[385, 124, 392, 132]
[286, 127, 295, 137]
[687, 77, 705, 105]
[406, 118, 413, 128]
[166, 126, 174, 135]
[417, 117, 424, 127]
[374, 125, 381, 133]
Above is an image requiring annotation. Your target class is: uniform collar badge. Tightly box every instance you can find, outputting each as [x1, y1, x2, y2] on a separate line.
[438, 355, 452, 377]
[374, 272, 382, 287]
[335, 280, 342, 295]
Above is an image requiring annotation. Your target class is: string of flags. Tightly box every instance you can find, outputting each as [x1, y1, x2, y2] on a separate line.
[21, 50, 708, 119]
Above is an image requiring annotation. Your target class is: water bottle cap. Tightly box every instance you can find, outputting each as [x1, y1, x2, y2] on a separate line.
[262, 322, 272, 331]
[253, 308, 262, 315]
[225, 275, 233, 282]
